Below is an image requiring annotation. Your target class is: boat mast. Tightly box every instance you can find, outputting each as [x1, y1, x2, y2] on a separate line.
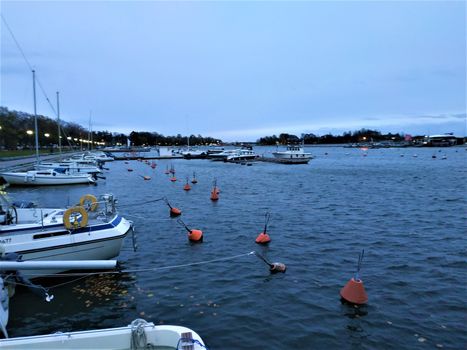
[32, 70, 39, 163]
[56, 91, 62, 158]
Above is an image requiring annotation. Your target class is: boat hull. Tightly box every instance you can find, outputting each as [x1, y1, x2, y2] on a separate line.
[1, 215, 131, 278]
[0, 323, 205, 349]
[0, 172, 94, 186]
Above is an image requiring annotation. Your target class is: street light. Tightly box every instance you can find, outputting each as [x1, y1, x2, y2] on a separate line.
[26, 130, 33, 135]
[44, 133, 50, 137]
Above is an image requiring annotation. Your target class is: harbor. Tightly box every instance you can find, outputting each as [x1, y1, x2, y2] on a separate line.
[0, 146, 465, 349]
[1, 0, 465, 348]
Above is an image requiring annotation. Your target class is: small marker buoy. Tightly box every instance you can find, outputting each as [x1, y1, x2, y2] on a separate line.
[210, 179, 219, 201]
[191, 172, 198, 184]
[170, 176, 177, 182]
[184, 178, 191, 191]
[124, 161, 129, 164]
[254, 252, 286, 274]
[128, 168, 133, 172]
[255, 212, 271, 244]
[177, 219, 203, 243]
[340, 249, 368, 305]
[143, 176, 151, 180]
[432, 155, 436, 159]
[164, 165, 170, 174]
[151, 164, 156, 169]
[165, 198, 181, 217]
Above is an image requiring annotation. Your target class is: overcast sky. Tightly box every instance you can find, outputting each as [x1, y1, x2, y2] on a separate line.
[1, 1, 465, 141]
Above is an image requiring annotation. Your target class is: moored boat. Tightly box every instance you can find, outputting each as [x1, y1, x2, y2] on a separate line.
[0, 193, 132, 278]
[226, 148, 258, 162]
[0, 319, 206, 349]
[272, 145, 313, 164]
[0, 169, 95, 186]
[35, 161, 102, 174]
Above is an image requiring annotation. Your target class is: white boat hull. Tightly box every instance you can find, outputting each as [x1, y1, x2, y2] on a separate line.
[0, 322, 205, 349]
[1, 215, 131, 278]
[0, 172, 95, 186]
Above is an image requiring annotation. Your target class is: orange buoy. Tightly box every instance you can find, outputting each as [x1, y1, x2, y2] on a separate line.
[170, 207, 181, 217]
[340, 278, 368, 305]
[188, 229, 203, 242]
[165, 198, 181, 217]
[184, 180, 191, 191]
[170, 176, 177, 182]
[210, 179, 219, 201]
[255, 212, 271, 244]
[127, 168, 133, 172]
[210, 188, 219, 201]
[178, 219, 203, 243]
[340, 250, 368, 305]
[255, 232, 271, 244]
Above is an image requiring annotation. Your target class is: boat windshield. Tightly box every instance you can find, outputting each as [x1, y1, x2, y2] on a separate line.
[53, 168, 67, 174]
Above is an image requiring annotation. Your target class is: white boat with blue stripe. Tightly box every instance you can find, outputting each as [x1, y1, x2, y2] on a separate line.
[0, 193, 133, 278]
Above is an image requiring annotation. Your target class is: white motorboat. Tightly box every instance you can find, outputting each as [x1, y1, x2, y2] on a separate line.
[226, 148, 258, 162]
[181, 148, 208, 159]
[0, 319, 206, 349]
[209, 149, 239, 161]
[0, 193, 132, 278]
[65, 151, 114, 164]
[272, 145, 313, 164]
[35, 161, 102, 174]
[0, 169, 95, 186]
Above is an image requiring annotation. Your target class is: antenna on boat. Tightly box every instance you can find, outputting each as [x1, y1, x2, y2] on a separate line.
[32, 70, 39, 164]
[56, 91, 62, 158]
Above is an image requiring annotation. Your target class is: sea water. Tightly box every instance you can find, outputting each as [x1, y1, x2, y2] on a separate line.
[5, 146, 466, 349]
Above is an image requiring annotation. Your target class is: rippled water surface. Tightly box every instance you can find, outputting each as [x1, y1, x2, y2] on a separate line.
[5, 146, 467, 349]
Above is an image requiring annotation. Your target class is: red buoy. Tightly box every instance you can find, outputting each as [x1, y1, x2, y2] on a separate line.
[340, 277, 368, 305]
[178, 219, 203, 243]
[170, 176, 177, 182]
[165, 198, 181, 217]
[170, 207, 181, 217]
[184, 179, 191, 191]
[188, 229, 203, 242]
[340, 250, 368, 305]
[210, 179, 219, 201]
[255, 212, 271, 244]
[255, 232, 271, 244]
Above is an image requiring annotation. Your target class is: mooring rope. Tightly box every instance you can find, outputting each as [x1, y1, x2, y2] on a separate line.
[10, 251, 256, 291]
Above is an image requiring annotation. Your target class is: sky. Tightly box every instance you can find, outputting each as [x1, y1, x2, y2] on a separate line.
[1, 1, 466, 142]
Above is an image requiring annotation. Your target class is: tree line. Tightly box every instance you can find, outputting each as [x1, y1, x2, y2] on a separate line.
[257, 130, 405, 145]
[0, 107, 221, 150]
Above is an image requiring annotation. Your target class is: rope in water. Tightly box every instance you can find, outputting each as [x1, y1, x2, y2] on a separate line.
[10, 251, 256, 291]
[117, 197, 166, 209]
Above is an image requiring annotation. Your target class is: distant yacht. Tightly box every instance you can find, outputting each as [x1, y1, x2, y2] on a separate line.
[272, 144, 313, 164]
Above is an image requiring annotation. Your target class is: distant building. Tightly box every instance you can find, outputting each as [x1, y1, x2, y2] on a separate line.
[425, 133, 460, 147]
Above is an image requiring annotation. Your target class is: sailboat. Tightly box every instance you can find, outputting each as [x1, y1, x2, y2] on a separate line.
[0, 71, 95, 186]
